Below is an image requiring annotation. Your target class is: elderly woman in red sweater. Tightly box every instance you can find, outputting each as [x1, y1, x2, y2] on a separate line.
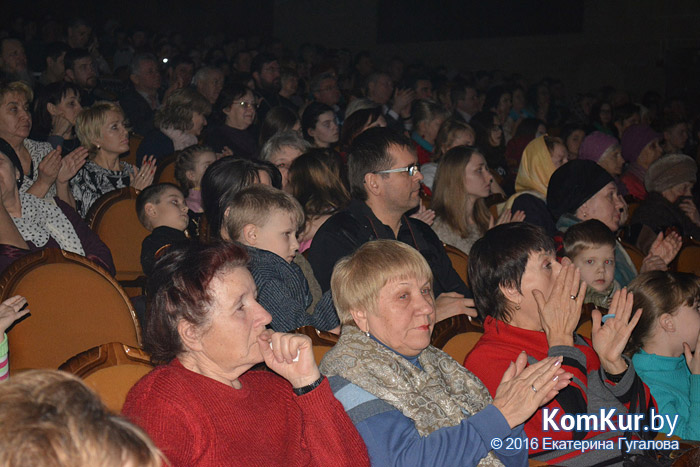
[122, 241, 369, 467]
[464, 222, 657, 466]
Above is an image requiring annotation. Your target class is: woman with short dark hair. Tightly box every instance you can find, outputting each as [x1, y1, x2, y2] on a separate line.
[204, 84, 258, 159]
[466, 222, 656, 465]
[123, 241, 369, 467]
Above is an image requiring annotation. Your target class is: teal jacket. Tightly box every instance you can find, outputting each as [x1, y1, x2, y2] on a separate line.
[633, 350, 700, 440]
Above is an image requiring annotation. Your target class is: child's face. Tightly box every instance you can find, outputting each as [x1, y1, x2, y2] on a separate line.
[187, 151, 216, 190]
[671, 300, 700, 352]
[254, 209, 299, 263]
[150, 187, 189, 231]
[572, 245, 615, 293]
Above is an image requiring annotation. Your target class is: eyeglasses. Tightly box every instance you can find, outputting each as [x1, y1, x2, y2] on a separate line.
[373, 163, 420, 176]
[237, 101, 258, 110]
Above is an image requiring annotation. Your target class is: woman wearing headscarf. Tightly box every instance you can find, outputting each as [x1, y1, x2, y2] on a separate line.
[547, 160, 681, 287]
[502, 135, 567, 235]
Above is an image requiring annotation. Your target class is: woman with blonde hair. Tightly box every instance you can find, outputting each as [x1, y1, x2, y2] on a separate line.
[432, 146, 523, 254]
[136, 87, 211, 165]
[72, 101, 156, 217]
[0, 370, 164, 467]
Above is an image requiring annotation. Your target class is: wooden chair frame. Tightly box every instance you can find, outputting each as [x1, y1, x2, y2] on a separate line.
[443, 243, 469, 287]
[431, 314, 483, 349]
[153, 152, 178, 185]
[86, 186, 149, 289]
[59, 342, 151, 377]
[0, 248, 142, 373]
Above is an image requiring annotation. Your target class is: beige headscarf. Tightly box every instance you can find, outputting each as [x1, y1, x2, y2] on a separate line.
[503, 136, 556, 210]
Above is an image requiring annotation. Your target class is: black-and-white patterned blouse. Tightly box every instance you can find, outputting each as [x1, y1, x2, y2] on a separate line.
[70, 160, 134, 218]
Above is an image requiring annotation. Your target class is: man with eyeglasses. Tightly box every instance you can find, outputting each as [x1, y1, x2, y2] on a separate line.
[311, 71, 344, 126]
[308, 127, 477, 323]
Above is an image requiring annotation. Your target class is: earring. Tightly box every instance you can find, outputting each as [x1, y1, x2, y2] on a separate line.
[364, 327, 371, 337]
[515, 303, 521, 310]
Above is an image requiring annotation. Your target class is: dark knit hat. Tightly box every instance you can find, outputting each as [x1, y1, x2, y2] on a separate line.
[579, 132, 619, 163]
[547, 160, 615, 220]
[621, 124, 660, 163]
[0, 138, 23, 189]
[644, 154, 697, 193]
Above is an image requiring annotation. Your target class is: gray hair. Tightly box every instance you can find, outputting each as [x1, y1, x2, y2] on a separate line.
[344, 98, 379, 120]
[259, 131, 310, 162]
[192, 66, 223, 86]
[130, 53, 158, 76]
[310, 71, 337, 94]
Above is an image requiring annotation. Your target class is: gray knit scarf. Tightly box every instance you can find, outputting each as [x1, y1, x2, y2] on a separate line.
[320, 325, 504, 467]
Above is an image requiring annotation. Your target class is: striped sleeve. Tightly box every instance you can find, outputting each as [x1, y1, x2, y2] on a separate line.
[0, 333, 9, 380]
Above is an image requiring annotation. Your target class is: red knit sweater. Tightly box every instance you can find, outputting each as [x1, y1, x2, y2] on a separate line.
[464, 317, 655, 466]
[122, 359, 369, 467]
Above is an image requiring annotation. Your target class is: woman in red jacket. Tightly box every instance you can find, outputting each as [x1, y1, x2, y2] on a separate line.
[465, 222, 656, 466]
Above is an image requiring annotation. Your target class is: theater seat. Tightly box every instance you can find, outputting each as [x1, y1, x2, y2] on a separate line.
[154, 153, 178, 185]
[431, 313, 483, 348]
[619, 240, 645, 272]
[294, 326, 339, 365]
[86, 187, 150, 291]
[677, 242, 700, 276]
[59, 342, 153, 413]
[0, 248, 142, 375]
[444, 243, 469, 286]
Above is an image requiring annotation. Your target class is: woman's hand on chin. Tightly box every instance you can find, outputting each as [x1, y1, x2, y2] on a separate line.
[492, 352, 572, 428]
[592, 288, 641, 375]
[258, 329, 321, 389]
[533, 261, 586, 348]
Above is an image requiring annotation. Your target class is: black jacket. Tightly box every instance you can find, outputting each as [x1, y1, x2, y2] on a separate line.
[308, 199, 471, 297]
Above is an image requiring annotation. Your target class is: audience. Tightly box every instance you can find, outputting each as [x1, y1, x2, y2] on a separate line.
[204, 83, 258, 158]
[0, 295, 29, 380]
[432, 145, 524, 255]
[73, 101, 155, 217]
[563, 219, 619, 308]
[0, 138, 114, 274]
[288, 148, 350, 252]
[119, 53, 161, 136]
[258, 105, 301, 147]
[548, 159, 682, 287]
[628, 153, 700, 253]
[421, 118, 475, 190]
[410, 99, 449, 165]
[0, 81, 86, 206]
[308, 127, 475, 322]
[223, 185, 340, 332]
[136, 87, 210, 165]
[63, 48, 99, 107]
[626, 271, 700, 441]
[174, 144, 216, 238]
[31, 81, 83, 152]
[122, 241, 369, 466]
[192, 66, 224, 105]
[302, 101, 339, 149]
[466, 222, 655, 465]
[136, 183, 189, 276]
[620, 124, 663, 201]
[259, 130, 309, 192]
[505, 135, 566, 235]
[0, 370, 165, 466]
[3, 16, 700, 465]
